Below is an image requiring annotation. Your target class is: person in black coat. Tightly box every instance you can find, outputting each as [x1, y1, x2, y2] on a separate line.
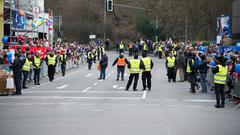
[10, 53, 24, 95]
[199, 54, 208, 93]
[98, 54, 108, 80]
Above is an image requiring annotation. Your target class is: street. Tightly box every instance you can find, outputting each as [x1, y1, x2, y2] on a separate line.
[0, 52, 239, 135]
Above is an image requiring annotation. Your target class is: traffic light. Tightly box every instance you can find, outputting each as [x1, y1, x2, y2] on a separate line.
[106, 0, 113, 12]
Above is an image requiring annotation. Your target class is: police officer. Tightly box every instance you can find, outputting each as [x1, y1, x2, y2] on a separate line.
[60, 51, 67, 76]
[143, 42, 148, 54]
[125, 55, 143, 91]
[158, 44, 163, 59]
[46, 52, 57, 82]
[97, 45, 101, 61]
[11, 53, 23, 95]
[87, 50, 93, 70]
[112, 53, 129, 81]
[22, 53, 31, 89]
[186, 53, 197, 93]
[166, 53, 176, 83]
[141, 53, 154, 91]
[33, 52, 42, 85]
[119, 41, 125, 54]
[92, 48, 97, 63]
[212, 56, 227, 108]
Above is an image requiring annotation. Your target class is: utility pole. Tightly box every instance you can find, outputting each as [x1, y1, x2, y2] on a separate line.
[155, 17, 158, 42]
[103, 0, 106, 42]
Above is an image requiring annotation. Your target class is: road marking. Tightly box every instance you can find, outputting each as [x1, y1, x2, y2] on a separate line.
[85, 73, 93, 77]
[184, 99, 215, 103]
[142, 90, 147, 99]
[118, 87, 125, 90]
[122, 104, 139, 106]
[0, 96, 143, 100]
[186, 105, 202, 108]
[113, 85, 118, 89]
[143, 104, 160, 106]
[165, 105, 181, 107]
[82, 87, 92, 92]
[85, 91, 143, 94]
[57, 84, 69, 89]
[80, 103, 97, 106]
[36, 103, 55, 105]
[58, 103, 77, 105]
[93, 82, 98, 86]
[102, 103, 117, 106]
[98, 80, 103, 82]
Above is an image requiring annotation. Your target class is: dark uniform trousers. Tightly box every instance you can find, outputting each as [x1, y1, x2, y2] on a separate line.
[158, 51, 162, 59]
[61, 64, 66, 76]
[48, 65, 55, 81]
[34, 68, 41, 84]
[14, 71, 22, 94]
[88, 60, 92, 70]
[215, 83, 225, 106]
[126, 73, 139, 90]
[22, 70, 29, 87]
[188, 73, 196, 93]
[117, 66, 125, 80]
[167, 67, 176, 82]
[142, 71, 151, 89]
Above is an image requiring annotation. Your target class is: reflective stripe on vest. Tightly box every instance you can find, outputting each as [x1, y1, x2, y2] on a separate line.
[34, 56, 41, 69]
[167, 57, 175, 68]
[119, 44, 124, 49]
[48, 55, 56, 65]
[214, 65, 227, 84]
[142, 57, 151, 72]
[22, 58, 31, 71]
[88, 52, 93, 59]
[130, 59, 140, 74]
[187, 59, 194, 73]
[117, 58, 126, 66]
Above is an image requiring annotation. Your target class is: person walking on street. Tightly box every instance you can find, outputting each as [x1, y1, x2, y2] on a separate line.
[119, 41, 125, 54]
[212, 56, 227, 108]
[166, 53, 177, 82]
[22, 53, 31, 89]
[46, 52, 57, 82]
[125, 55, 143, 91]
[112, 53, 129, 81]
[60, 51, 67, 76]
[33, 52, 42, 85]
[99, 54, 108, 80]
[199, 54, 208, 93]
[141, 53, 154, 91]
[87, 50, 93, 70]
[11, 53, 23, 95]
[143, 42, 148, 55]
[128, 42, 133, 56]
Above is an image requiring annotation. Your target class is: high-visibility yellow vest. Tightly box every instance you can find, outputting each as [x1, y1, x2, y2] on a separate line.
[214, 65, 228, 84]
[22, 58, 31, 71]
[34, 56, 41, 69]
[101, 47, 105, 53]
[119, 44, 124, 49]
[130, 59, 140, 74]
[158, 45, 163, 51]
[143, 44, 148, 51]
[88, 52, 93, 59]
[48, 55, 56, 65]
[142, 57, 151, 72]
[167, 57, 175, 68]
[60, 55, 66, 64]
[187, 59, 194, 73]
[171, 50, 177, 56]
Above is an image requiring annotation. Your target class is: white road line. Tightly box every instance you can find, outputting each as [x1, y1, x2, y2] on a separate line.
[93, 82, 98, 86]
[36, 103, 55, 105]
[85, 73, 93, 77]
[82, 87, 92, 92]
[58, 103, 77, 105]
[122, 104, 139, 106]
[186, 105, 202, 108]
[102, 103, 117, 106]
[0, 96, 143, 100]
[85, 91, 143, 94]
[57, 84, 69, 89]
[118, 87, 125, 90]
[113, 85, 118, 89]
[142, 90, 147, 99]
[184, 99, 215, 103]
[143, 104, 160, 106]
[98, 80, 103, 82]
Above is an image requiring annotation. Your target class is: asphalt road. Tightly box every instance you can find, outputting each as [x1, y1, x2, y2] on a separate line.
[0, 52, 239, 135]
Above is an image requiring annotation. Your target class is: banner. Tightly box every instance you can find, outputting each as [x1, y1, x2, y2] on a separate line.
[217, 16, 231, 37]
[12, 10, 25, 29]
